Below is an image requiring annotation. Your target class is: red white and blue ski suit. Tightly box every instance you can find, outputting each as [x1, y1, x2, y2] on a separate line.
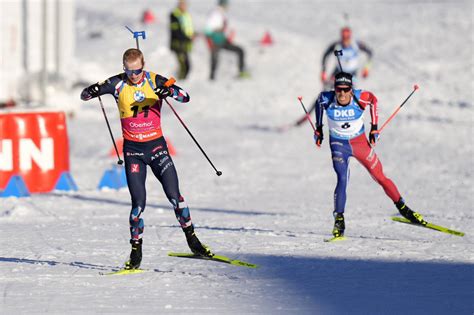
[315, 90, 401, 213]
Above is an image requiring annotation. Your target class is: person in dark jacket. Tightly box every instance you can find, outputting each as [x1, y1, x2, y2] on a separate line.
[170, 0, 194, 80]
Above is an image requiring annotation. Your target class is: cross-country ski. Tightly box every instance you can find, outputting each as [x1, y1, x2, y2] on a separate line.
[391, 217, 465, 237]
[168, 252, 259, 268]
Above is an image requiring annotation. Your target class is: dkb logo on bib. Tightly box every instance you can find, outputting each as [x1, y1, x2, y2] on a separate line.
[334, 109, 355, 118]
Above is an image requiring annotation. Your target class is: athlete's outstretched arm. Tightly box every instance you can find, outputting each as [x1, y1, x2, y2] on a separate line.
[80, 75, 122, 101]
[313, 92, 327, 147]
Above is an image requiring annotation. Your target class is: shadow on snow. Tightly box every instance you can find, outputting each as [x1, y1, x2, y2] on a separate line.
[0, 256, 169, 274]
[217, 253, 473, 315]
[0, 256, 114, 271]
[1, 254, 472, 314]
[51, 193, 287, 216]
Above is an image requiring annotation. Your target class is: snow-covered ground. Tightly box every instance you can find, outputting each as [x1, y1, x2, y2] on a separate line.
[1, 0, 473, 314]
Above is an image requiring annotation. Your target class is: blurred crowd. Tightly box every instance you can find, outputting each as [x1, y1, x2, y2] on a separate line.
[165, 0, 371, 86]
[168, 0, 248, 81]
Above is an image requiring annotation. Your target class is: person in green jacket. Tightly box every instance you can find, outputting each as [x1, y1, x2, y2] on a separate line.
[169, 0, 194, 80]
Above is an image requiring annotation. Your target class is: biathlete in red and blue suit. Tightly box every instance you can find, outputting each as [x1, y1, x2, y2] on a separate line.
[313, 72, 426, 238]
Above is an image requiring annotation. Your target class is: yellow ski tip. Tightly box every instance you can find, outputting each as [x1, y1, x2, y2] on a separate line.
[102, 268, 145, 276]
[324, 236, 347, 242]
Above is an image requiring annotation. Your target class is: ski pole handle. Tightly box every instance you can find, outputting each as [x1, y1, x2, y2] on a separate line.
[165, 77, 176, 87]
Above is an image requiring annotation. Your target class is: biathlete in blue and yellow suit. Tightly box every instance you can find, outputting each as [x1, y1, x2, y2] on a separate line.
[81, 48, 212, 270]
[313, 72, 426, 238]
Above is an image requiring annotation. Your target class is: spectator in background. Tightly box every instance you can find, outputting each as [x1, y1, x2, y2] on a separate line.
[205, 0, 249, 80]
[320, 26, 373, 89]
[170, 0, 194, 80]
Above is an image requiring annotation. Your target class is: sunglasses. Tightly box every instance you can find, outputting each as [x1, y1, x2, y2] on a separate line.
[335, 87, 352, 93]
[124, 68, 143, 76]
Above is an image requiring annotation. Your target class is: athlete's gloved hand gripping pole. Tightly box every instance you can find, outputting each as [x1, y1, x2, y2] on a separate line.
[81, 82, 124, 165]
[98, 92, 124, 165]
[160, 77, 223, 177]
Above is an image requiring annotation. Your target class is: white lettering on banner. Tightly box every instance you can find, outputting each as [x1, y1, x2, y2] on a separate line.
[19, 138, 54, 171]
[334, 109, 355, 118]
[0, 140, 13, 171]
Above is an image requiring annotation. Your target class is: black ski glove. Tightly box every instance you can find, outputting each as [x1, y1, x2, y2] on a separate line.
[84, 83, 100, 99]
[369, 124, 379, 145]
[314, 125, 323, 147]
[154, 86, 173, 99]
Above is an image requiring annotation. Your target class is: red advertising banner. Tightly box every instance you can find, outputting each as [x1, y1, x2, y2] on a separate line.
[0, 112, 70, 193]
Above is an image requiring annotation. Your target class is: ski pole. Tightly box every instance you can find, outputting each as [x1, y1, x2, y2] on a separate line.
[378, 84, 419, 133]
[334, 50, 344, 72]
[297, 96, 322, 149]
[163, 78, 222, 177]
[98, 95, 123, 165]
[297, 96, 316, 132]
